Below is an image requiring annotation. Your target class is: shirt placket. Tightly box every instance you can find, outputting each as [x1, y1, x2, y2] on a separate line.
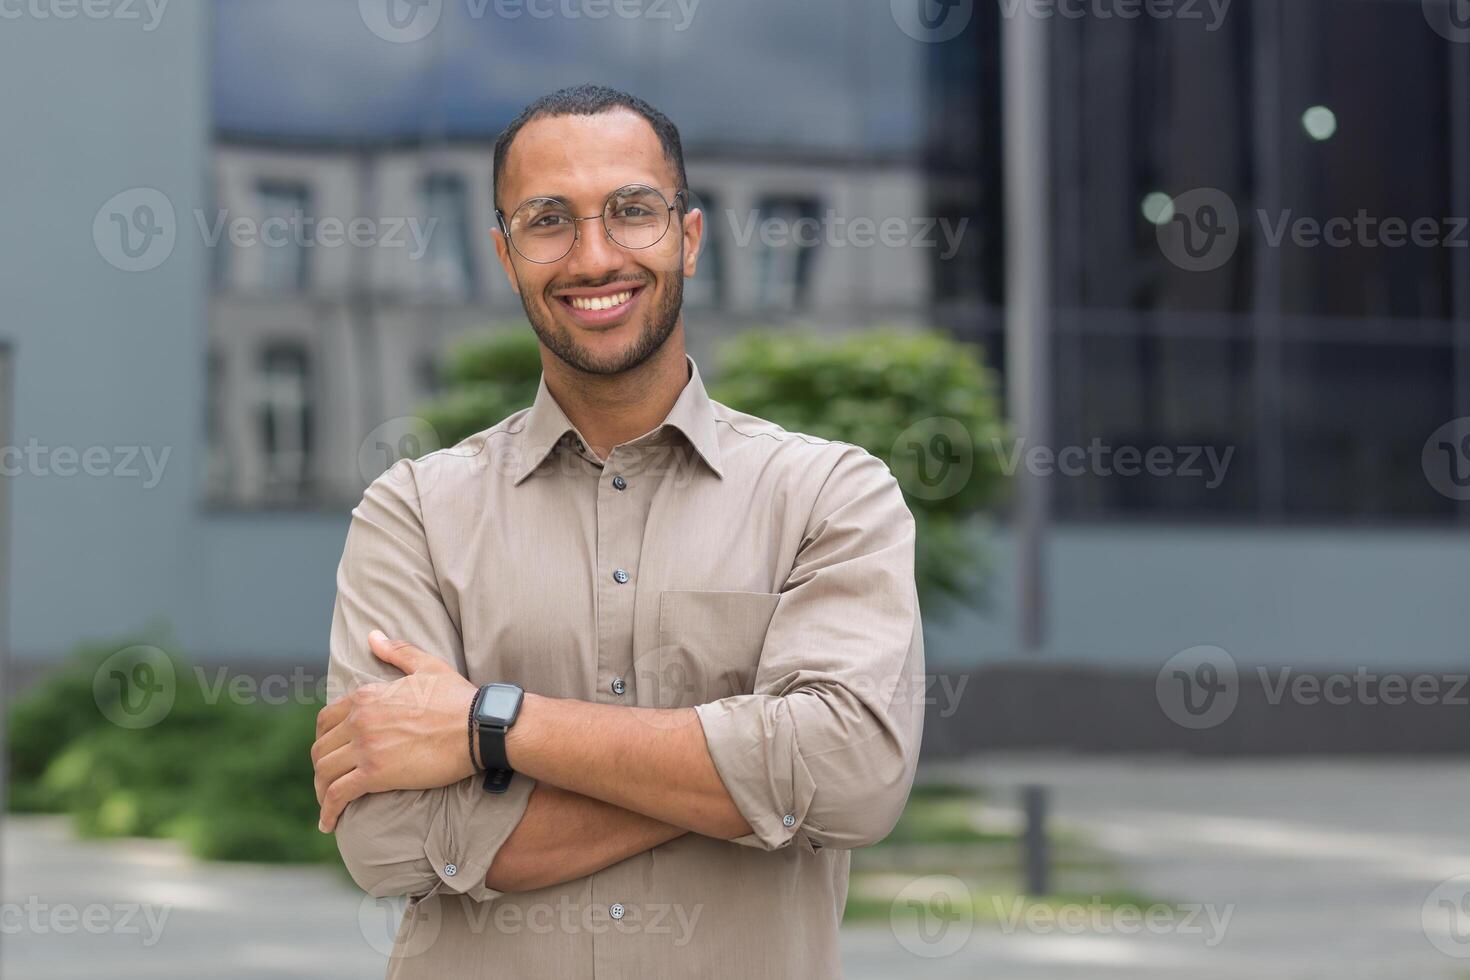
[590, 442, 646, 973]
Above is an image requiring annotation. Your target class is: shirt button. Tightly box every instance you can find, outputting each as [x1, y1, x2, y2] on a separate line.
[612, 475, 627, 491]
[610, 903, 625, 920]
[443, 863, 458, 876]
[613, 568, 629, 584]
[782, 814, 796, 828]
[611, 676, 626, 696]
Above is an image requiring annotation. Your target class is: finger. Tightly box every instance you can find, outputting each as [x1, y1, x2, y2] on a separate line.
[315, 696, 351, 740]
[313, 742, 357, 806]
[368, 629, 450, 676]
[310, 720, 352, 770]
[319, 769, 368, 833]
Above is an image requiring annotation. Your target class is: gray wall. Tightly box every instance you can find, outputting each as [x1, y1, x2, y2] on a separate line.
[0, 6, 210, 660]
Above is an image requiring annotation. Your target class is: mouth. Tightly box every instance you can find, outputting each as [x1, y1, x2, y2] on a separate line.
[552, 283, 648, 328]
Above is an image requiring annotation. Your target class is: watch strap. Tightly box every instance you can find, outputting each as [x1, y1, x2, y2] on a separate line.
[478, 722, 511, 773]
[483, 766, 513, 794]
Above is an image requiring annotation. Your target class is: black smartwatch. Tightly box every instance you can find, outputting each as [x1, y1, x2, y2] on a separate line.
[473, 683, 524, 794]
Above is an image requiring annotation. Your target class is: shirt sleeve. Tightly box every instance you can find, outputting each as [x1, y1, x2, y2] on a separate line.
[326, 459, 535, 902]
[694, 445, 926, 851]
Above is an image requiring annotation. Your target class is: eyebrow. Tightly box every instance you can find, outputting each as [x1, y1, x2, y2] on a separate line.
[510, 184, 666, 211]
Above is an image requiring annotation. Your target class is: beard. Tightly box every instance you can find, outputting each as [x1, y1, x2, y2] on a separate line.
[523, 268, 683, 377]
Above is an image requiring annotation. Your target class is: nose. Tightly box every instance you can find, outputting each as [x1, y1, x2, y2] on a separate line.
[564, 215, 627, 279]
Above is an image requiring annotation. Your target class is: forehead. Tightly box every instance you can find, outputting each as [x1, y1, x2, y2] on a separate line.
[500, 109, 675, 208]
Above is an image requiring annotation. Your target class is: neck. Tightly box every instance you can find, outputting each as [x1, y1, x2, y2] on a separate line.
[540, 325, 690, 460]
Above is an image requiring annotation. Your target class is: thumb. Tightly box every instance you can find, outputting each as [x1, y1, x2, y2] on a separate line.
[367, 629, 451, 676]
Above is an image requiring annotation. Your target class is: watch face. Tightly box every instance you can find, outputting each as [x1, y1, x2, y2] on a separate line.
[476, 685, 522, 725]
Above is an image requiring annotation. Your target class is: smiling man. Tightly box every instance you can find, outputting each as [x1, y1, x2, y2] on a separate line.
[312, 84, 925, 978]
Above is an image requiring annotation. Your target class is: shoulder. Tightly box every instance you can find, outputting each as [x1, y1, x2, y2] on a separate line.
[359, 407, 533, 519]
[709, 400, 907, 509]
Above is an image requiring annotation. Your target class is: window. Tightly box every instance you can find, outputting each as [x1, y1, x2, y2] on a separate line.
[420, 173, 477, 299]
[205, 350, 232, 499]
[257, 181, 310, 293]
[257, 343, 312, 501]
[755, 195, 821, 310]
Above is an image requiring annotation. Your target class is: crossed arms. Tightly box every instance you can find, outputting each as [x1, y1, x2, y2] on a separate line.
[314, 447, 924, 902]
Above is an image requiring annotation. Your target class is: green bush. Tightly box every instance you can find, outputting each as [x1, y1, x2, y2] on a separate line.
[8, 639, 337, 865]
[420, 329, 543, 448]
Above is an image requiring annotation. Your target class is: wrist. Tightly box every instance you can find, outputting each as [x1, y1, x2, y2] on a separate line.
[466, 687, 485, 771]
[504, 691, 546, 771]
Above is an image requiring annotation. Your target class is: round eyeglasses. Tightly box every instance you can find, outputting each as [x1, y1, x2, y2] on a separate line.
[497, 184, 687, 264]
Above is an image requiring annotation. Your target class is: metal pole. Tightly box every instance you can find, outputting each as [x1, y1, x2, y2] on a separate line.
[1021, 785, 1051, 895]
[1002, 5, 1052, 656]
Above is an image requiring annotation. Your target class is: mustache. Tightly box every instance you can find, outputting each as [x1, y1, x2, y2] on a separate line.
[548, 275, 651, 293]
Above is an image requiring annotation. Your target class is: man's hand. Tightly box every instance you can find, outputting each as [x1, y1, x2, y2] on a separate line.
[312, 629, 479, 833]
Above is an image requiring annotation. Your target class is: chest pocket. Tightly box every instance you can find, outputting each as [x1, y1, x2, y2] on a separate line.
[636, 590, 781, 708]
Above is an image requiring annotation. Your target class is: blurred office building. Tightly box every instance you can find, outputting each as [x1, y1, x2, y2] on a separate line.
[4, 0, 1467, 751]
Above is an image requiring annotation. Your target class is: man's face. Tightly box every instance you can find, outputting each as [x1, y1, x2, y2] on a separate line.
[492, 109, 704, 376]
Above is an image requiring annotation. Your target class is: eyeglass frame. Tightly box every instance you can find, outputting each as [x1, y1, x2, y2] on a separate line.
[495, 184, 690, 264]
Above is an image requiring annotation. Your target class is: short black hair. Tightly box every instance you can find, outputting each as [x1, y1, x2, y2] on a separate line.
[492, 84, 688, 214]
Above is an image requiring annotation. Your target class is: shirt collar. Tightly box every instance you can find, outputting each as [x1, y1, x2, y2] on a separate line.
[512, 353, 724, 485]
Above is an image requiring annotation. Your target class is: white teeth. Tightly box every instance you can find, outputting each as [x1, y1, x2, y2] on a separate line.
[568, 290, 634, 311]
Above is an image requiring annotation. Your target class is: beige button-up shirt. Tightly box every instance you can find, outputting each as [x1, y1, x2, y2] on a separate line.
[327, 353, 925, 979]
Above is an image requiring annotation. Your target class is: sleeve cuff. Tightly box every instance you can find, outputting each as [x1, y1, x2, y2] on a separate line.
[695, 696, 819, 852]
[421, 772, 536, 902]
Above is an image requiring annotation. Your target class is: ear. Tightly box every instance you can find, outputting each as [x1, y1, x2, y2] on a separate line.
[680, 201, 705, 281]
